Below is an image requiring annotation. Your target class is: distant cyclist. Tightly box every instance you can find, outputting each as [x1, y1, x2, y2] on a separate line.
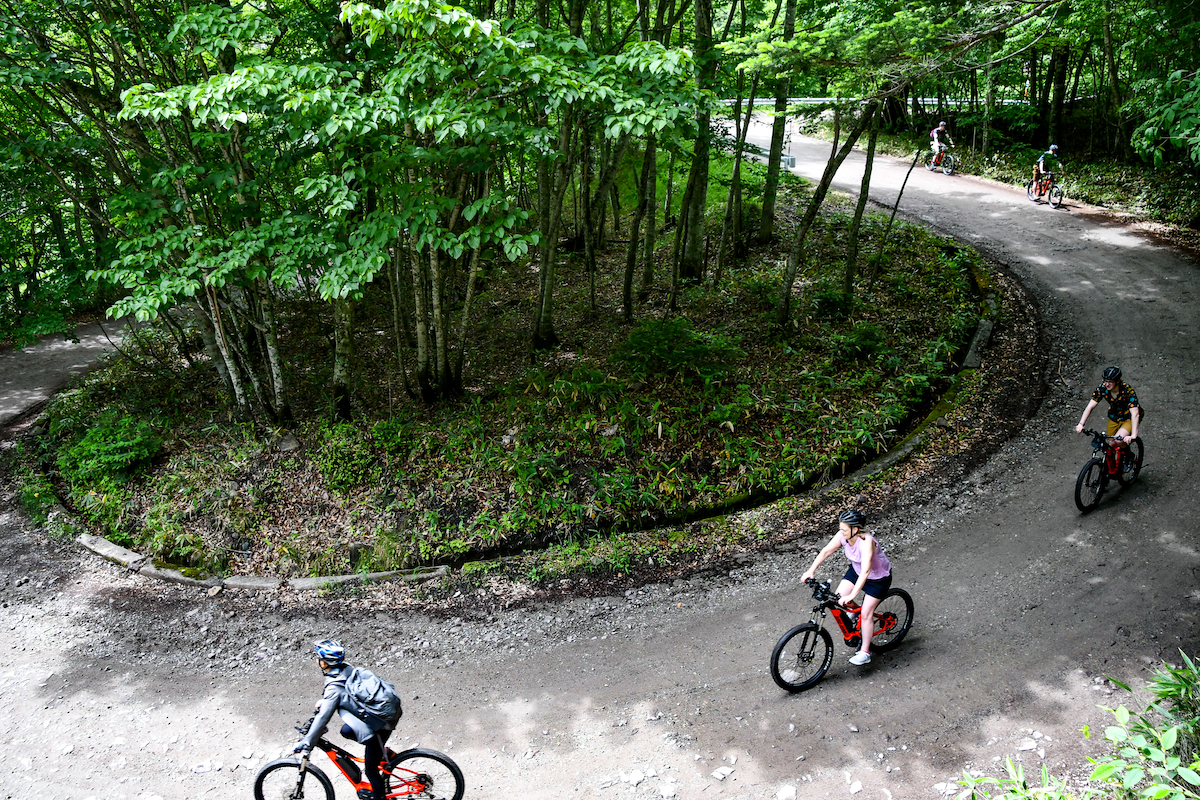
[1032, 144, 1064, 194]
[295, 640, 401, 800]
[930, 121, 954, 158]
[1076, 365, 1141, 448]
[800, 510, 893, 666]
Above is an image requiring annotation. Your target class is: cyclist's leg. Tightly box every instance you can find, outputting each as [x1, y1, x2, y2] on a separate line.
[365, 729, 392, 800]
[859, 594, 881, 653]
[858, 574, 891, 653]
[838, 566, 858, 599]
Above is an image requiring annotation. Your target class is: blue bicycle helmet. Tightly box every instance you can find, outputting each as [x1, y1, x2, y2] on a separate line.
[313, 639, 345, 664]
[838, 509, 866, 527]
[1102, 366, 1122, 382]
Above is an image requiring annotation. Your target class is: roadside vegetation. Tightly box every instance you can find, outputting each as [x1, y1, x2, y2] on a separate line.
[959, 651, 1200, 800]
[18, 164, 990, 578]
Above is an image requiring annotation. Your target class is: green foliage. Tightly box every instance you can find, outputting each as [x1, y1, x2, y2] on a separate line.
[13, 445, 56, 526]
[314, 423, 378, 493]
[956, 758, 1090, 799]
[1136, 70, 1200, 167]
[616, 317, 744, 380]
[56, 413, 161, 485]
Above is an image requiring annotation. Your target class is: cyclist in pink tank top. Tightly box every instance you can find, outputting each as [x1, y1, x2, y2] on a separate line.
[800, 509, 893, 666]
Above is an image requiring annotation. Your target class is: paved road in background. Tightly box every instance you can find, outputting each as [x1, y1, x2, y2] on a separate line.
[1, 138, 1198, 800]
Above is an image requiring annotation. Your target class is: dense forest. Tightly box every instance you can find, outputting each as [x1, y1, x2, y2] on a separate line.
[2, 0, 1198, 380]
[3, 0, 1199, 574]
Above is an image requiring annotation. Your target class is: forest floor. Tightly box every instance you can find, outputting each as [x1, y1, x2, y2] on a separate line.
[1, 135, 1199, 800]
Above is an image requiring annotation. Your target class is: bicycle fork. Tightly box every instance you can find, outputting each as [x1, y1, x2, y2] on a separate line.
[289, 752, 311, 799]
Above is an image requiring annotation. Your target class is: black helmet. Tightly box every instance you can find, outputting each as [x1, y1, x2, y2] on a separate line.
[839, 510, 866, 527]
[1049, 144, 1059, 151]
[1102, 366, 1122, 382]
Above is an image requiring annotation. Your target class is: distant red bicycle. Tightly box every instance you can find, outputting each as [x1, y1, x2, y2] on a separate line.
[1026, 170, 1065, 208]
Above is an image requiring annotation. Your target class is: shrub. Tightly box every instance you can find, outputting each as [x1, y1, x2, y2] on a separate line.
[314, 423, 378, 493]
[57, 412, 161, 485]
[616, 317, 743, 380]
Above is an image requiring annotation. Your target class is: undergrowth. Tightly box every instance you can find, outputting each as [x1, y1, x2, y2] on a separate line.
[26, 162, 986, 578]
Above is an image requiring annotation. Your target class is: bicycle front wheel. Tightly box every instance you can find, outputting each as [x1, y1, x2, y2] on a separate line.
[386, 748, 465, 800]
[870, 589, 914, 652]
[1048, 185, 1064, 208]
[254, 759, 335, 800]
[941, 154, 955, 175]
[770, 623, 833, 692]
[1074, 457, 1106, 512]
[1117, 437, 1144, 487]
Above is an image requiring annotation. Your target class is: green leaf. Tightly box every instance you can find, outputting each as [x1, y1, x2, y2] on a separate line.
[1125, 768, 1145, 789]
[1178, 767, 1200, 786]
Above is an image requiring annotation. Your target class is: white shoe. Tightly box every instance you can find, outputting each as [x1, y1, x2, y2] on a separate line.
[849, 651, 872, 666]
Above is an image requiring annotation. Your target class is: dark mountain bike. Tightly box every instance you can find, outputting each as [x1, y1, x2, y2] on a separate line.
[254, 716, 464, 800]
[1075, 428, 1144, 512]
[770, 578, 914, 692]
[1026, 171, 1065, 208]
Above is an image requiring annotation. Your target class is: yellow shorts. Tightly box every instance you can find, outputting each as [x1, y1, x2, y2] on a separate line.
[1106, 419, 1129, 437]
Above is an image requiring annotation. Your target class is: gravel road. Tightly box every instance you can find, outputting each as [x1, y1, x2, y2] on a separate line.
[2, 137, 1198, 800]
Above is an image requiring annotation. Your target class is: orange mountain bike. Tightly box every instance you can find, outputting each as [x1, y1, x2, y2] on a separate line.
[1026, 170, 1065, 208]
[254, 716, 464, 800]
[770, 578, 914, 692]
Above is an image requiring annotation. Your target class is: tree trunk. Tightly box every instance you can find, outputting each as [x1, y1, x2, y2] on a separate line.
[639, 134, 658, 299]
[257, 278, 292, 423]
[844, 123, 877, 297]
[982, 38, 997, 156]
[776, 102, 877, 326]
[678, 0, 714, 282]
[623, 148, 653, 322]
[331, 297, 354, 421]
[716, 71, 760, 287]
[757, 0, 796, 242]
[1049, 44, 1069, 145]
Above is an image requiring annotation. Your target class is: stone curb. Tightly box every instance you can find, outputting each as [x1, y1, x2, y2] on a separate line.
[71, 532, 451, 592]
[77, 533, 146, 570]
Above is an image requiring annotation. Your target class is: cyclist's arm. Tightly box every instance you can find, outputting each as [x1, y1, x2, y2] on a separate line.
[800, 534, 843, 582]
[1076, 398, 1100, 433]
[300, 683, 343, 749]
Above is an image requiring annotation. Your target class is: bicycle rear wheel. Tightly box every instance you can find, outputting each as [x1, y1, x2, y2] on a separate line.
[1048, 185, 1064, 208]
[1116, 437, 1144, 487]
[770, 623, 833, 692]
[386, 748, 465, 800]
[941, 154, 955, 175]
[254, 759, 335, 800]
[1026, 180, 1038, 201]
[1074, 457, 1106, 512]
[869, 588, 914, 653]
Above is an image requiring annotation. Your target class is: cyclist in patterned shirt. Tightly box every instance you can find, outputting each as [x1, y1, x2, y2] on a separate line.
[1075, 366, 1141, 447]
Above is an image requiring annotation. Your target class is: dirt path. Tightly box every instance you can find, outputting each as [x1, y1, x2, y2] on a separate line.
[2, 142, 1198, 800]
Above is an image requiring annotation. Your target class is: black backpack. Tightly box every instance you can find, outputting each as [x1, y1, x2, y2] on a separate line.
[343, 667, 403, 730]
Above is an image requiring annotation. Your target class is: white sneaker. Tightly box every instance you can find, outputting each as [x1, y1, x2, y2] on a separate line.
[849, 651, 872, 666]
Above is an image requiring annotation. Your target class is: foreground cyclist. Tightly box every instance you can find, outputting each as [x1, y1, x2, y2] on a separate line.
[800, 510, 893, 666]
[1076, 365, 1141, 450]
[1032, 144, 1063, 193]
[930, 121, 954, 160]
[295, 640, 401, 800]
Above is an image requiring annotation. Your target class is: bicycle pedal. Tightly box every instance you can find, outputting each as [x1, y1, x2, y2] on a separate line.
[357, 789, 379, 800]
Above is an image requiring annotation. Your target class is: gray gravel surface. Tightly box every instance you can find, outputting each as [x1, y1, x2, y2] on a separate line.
[2, 136, 1198, 800]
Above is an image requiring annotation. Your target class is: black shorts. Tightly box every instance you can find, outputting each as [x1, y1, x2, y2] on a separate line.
[842, 566, 893, 599]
